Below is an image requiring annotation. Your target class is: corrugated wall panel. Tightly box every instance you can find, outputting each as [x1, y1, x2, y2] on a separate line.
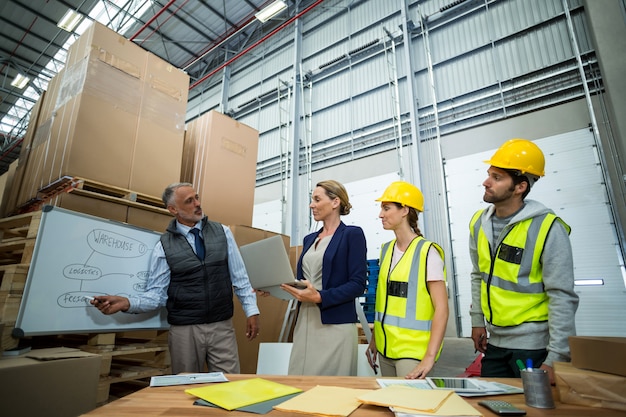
[314, 71, 352, 110]
[188, 0, 599, 176]
[228, 37, 294, 105]
[256, 128, 281, 162]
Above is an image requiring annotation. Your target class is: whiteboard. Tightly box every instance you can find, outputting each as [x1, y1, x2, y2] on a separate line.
[14, 205, 169, 336]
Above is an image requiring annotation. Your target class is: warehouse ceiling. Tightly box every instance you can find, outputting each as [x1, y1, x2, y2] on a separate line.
[0, 0, 317, 177]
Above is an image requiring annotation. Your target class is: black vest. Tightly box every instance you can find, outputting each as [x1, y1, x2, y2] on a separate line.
[160, 217, 234, 325]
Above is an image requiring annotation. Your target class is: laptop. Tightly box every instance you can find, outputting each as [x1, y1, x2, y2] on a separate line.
[238, 235, 305, 300]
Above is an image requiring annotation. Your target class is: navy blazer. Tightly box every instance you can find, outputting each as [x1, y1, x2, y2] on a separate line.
[296, 222, 367, 324]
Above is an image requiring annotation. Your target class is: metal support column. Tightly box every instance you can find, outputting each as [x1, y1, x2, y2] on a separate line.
[563, 0, 626, 265]
[399, 0, 423, 189]
[277, 79, 292, 234]
[301, 71, 313, 229]
[383, 28, 404, 179]
[287, 13, 304, 247]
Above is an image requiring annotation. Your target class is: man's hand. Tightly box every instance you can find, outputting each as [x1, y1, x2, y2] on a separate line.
[471, 327, 488, 353]
[539, 363, 556, 385]
[91, 295, 130, 315]
[245, 314, 260, 341]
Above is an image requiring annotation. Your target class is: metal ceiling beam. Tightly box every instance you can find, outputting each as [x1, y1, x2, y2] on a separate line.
[0, 16, 67, 57]
[189, 0, 324, 91]
[9, 0, 62, 27]
[126, 0, 200, 65]
[0, 87, 38, 105]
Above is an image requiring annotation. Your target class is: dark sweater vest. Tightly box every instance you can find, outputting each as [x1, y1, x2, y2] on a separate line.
[160, 218, 234, 325]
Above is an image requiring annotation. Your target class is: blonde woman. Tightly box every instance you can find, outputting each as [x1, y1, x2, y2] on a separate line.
[281, 180, 367, 376]
[366, 181, 448, 378]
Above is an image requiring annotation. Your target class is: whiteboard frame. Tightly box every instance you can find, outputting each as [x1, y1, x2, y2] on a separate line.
[14, 205, 169, 337]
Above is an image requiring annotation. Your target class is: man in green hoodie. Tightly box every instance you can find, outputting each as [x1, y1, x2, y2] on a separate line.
[469, 139, 579, 385]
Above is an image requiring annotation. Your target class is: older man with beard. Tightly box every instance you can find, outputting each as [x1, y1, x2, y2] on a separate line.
[92, 182, 260, 374]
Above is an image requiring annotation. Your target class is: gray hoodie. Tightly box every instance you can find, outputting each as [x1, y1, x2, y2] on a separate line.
[469, 199, 580, 367]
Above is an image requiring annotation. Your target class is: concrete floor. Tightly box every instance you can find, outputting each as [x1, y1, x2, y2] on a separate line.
[431, 337, 480, 377]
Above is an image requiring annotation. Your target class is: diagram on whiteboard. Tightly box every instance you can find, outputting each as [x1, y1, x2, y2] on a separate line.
[58, 228, 153, 308]
[15, 206, 169, 337]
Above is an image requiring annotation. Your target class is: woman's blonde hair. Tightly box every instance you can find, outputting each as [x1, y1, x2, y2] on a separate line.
[317, 180, 352, 215]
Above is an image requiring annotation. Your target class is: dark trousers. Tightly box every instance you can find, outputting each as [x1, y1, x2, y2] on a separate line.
[481, 343, 548, 378]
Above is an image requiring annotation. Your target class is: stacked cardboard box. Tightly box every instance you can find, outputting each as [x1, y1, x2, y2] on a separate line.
[0, 347, 101, 417]
[183, 110, 259, 227]
[555, 336, 626, 411]
[6, 22, 188, 226]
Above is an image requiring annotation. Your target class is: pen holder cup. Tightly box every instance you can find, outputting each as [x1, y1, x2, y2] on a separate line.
[520, 369, 555, 409]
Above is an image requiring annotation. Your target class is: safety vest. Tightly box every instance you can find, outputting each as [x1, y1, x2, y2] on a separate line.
[469, 209, 570, 327]
[373, 236, 445, 360]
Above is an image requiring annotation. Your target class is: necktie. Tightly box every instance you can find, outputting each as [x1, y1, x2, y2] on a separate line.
[190, 228, 205, 260]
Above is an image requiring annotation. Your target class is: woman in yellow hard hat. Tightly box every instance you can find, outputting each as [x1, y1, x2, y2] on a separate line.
[366, 181, 449, 379]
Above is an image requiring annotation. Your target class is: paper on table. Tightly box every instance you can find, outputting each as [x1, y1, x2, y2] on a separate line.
[357, 385, 453, 413]
[273, 385, 373, 417]
[377, 379, 432, 389]
[185, 377, 302, 411]
[150, 372, 228, 387]
[392, 391, 483, 416]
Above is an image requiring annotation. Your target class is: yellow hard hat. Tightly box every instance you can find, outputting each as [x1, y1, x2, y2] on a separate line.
[484, 138, 545, 177]
[376, 181, 424, 212]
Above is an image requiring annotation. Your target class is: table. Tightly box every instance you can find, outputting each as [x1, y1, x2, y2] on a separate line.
[81, 374, 622, 417]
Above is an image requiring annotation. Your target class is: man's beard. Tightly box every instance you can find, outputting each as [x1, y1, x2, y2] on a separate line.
[483, 184, 515, 204]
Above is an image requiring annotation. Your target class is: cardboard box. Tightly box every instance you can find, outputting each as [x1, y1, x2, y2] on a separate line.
[569, 336, 626, 377]
[232, 280, 291, 375]
[0, 347, 101, 417]
[555, 361, 626, 411]
[14, 22, 188, 209]
[290, 245, 303, 274]
[49, 192, 128, 223]
[229, 225, 289, 249]
[184, 111, 259, 227]
[2, 92, 45, 216]
[127, 206, 172, 233]
[131, 53, 188, 197]
[229, 225, 291, 373]
[15, 71, 65, 208]
[47, 55, 141, 188]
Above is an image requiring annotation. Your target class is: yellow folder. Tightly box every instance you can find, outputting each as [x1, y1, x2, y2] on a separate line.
[185, 377, 302, 411]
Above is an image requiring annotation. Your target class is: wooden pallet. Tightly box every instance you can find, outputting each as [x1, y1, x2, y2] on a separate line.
[0, 239, 36, 266]
[0, 264, 29, 294]
[45, 331, 171, 404]
[71, 178, 163, 208]
[0, 294, 21, 323]
[88, 332, 170, 404]
[11, 176, 167, 215]
[0, 321, 19, 351]
[0, 211, 42, 243]
[9, 176, 78, 215]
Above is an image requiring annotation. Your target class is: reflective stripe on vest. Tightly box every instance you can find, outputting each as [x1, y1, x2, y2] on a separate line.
[470, 209, 569, 326]
[373, 237, 444, 360]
